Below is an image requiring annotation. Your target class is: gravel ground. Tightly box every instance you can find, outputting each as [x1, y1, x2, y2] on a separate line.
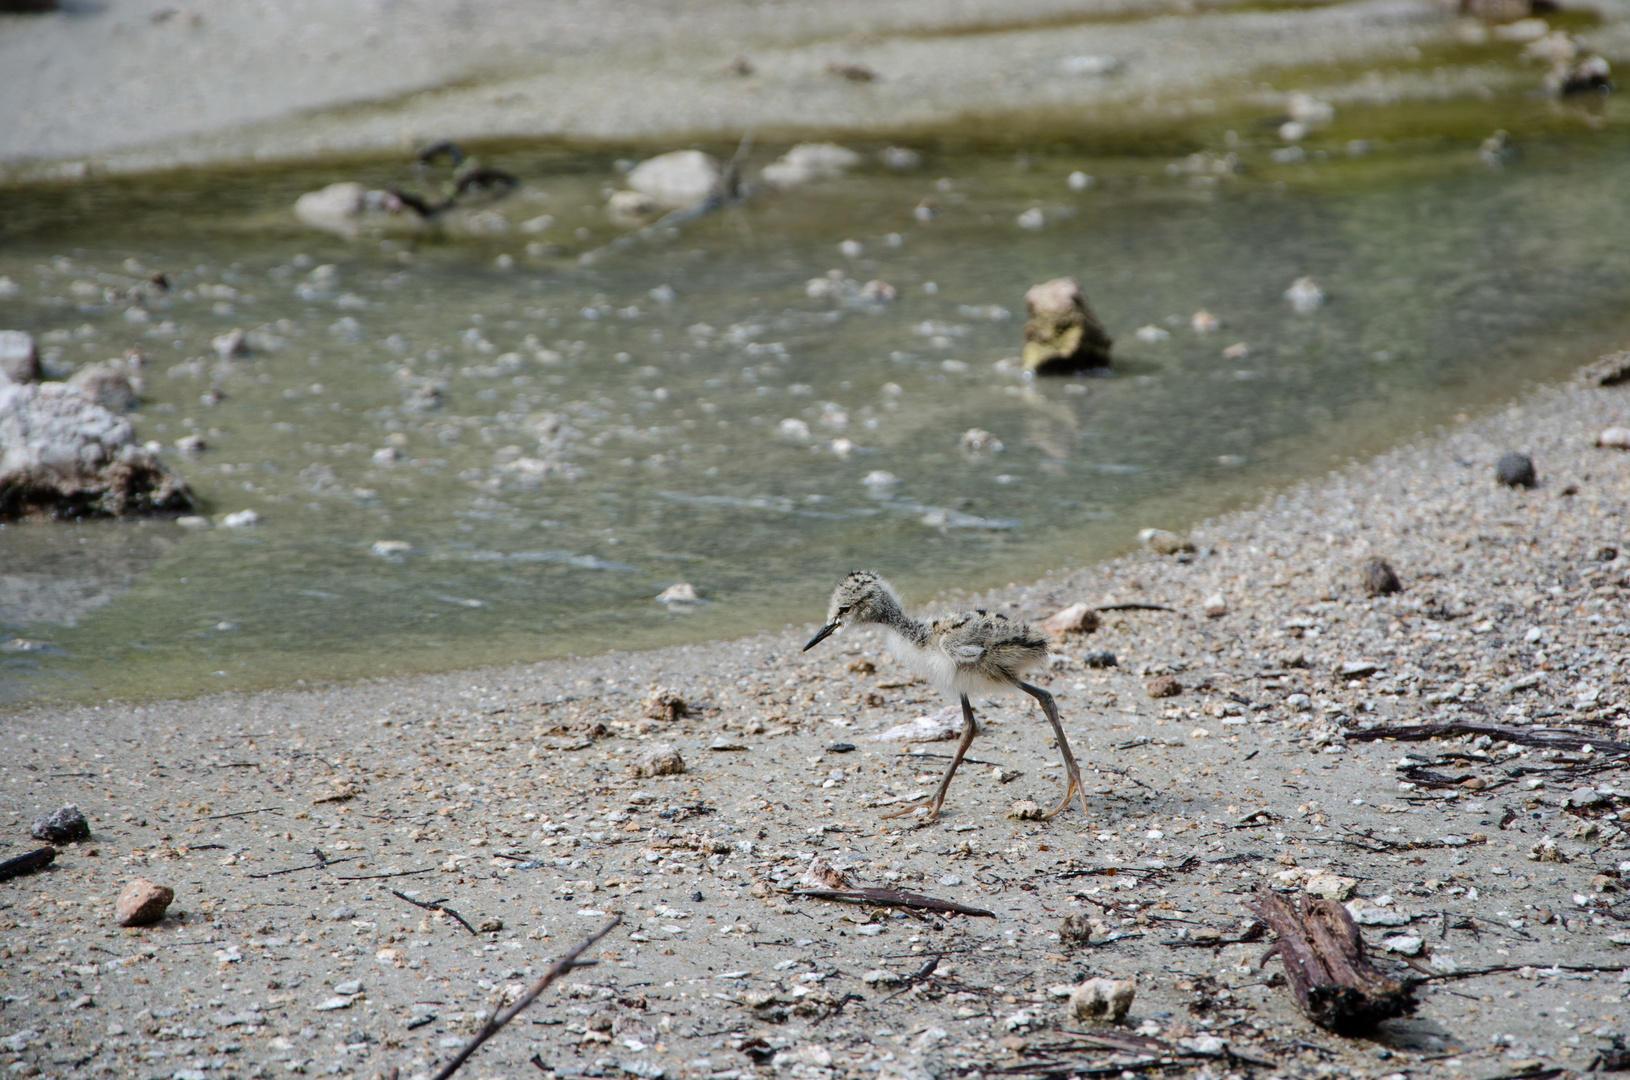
[2, 375, 1629, 1080]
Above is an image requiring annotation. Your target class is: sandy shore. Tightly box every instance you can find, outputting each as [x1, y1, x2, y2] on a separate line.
[1, 369, 1627, 1078]
[0, 0, 1579, 178]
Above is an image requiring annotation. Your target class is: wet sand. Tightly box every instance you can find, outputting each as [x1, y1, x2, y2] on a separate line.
[1, 372, 1627, 1078]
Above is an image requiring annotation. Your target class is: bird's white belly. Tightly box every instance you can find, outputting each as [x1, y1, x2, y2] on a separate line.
[884, 629, 1016, 699]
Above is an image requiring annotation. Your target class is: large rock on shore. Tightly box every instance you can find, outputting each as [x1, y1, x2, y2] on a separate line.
[1021, 278, 1113, 374]
[0, 382, 195, 520]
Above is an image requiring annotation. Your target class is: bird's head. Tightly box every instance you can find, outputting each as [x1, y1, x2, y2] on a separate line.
[804, 570, 899, 651]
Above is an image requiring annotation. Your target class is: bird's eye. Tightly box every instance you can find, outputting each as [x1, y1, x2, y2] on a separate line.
[838, 605, 852, 615]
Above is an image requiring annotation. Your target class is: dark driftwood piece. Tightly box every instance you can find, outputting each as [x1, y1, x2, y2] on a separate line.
[1247, 890, 1415, 1034]
[0, 848, 56, 882]
[1345, 721, 1630, 756]
[790, 887, 996, 918]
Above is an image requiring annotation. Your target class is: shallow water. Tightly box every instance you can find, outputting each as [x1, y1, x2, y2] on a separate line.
[3, 99, 1629, 705]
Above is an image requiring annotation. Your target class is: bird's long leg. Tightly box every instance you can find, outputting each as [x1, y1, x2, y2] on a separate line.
[881, 695, 978, 824]
[1017, 681, 1090, 819]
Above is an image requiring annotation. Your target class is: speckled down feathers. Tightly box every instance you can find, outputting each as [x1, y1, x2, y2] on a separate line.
[822, 570, 1050, 697]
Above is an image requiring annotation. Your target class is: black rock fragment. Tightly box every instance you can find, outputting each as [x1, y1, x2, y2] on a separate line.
[30, 805, 90, 843]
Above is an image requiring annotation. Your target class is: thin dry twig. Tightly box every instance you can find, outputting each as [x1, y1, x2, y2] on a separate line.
[390, 888, 480, 936]
[1094, 603, 1183, 614]
[429, 914, 622, 1080]
[788, 887, 996, 918]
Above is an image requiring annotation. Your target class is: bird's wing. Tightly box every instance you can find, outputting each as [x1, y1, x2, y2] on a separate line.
[933, 617, 989, 664]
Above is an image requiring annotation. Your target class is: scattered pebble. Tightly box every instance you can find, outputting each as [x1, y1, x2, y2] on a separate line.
[1007, 799, 1043, 820]
[1138, 528, 1195, 555]
[221, 509, 261, 528]
[1360, 557, 1402, 596]
[1284, 276, 1325, 313]
[115, 878, 174, 927]
[958, 427, 1004, 459]
[1038, 602, 1099, 637]
[1303, 873, 1358, 901]
[31, 805, 90, 843]
[656, 583, 701, 606]
[630, 744, 685, 777]
[1069, 977, 1135, 1022]
[1146, 674, 1183, 699]
[1495, 451, 1537, 488]
[642, 688, 690, 721]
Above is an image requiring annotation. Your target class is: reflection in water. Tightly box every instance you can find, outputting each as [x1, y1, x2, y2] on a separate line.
[2, 120, 1630, 703]
[0, 523, 177, 630]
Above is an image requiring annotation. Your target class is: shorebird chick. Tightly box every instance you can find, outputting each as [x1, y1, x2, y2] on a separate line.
[804, 570, 1089, 822]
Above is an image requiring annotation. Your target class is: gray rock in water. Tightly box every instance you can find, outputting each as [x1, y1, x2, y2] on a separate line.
[0, 330, 40, 384]
[627, 150, 721, 211]
[1495, 451, 1537, 488]
[67, 364, 138, 412]
[1021, 277, 1113, 375]
[31, 805, 90, 843]
[1360, 557, 1402, 596]
[0, 383, 195, 520]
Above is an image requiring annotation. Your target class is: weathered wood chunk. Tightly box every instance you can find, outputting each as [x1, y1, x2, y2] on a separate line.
[1247, 889, 1416, 1034]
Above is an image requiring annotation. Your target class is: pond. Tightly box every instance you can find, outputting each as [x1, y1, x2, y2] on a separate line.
[2, 90, 1627, 705]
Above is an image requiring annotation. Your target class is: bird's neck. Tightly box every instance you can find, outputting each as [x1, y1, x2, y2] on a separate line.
[873, 602, 929, 647]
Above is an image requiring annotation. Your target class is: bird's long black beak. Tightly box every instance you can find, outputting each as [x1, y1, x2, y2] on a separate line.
[803, 622, 840, 651]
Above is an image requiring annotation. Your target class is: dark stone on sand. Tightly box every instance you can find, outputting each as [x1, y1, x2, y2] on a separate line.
[1495, 451, 1537, 488]
[1360, 558, 1402, 596]
[31, 805, 90, 843]
[1082, 650, 1118, 668]
[827, 742, 856, 753]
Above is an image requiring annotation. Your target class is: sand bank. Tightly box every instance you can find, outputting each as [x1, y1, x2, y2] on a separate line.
[2, 371, 1627, 1076]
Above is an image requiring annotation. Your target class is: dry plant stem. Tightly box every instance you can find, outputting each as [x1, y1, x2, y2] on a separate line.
[429, 914, 622, 1080]
[1246, 889, 1415, 1034]
[788, 887, 996, 918]
[390, 887, 479, 936]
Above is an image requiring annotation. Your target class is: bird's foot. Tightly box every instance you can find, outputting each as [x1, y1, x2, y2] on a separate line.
[1042, 778, 1081, 820]
[880, 796, 944, 823]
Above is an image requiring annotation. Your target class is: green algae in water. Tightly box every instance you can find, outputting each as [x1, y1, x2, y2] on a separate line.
[3, 120, 1630, 705]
